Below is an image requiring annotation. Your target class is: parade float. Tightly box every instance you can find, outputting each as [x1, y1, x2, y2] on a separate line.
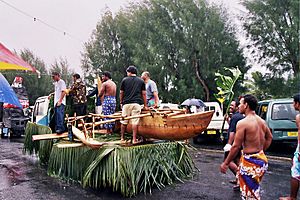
[23, 67, 241, 197]
[24, 107, 213, 197]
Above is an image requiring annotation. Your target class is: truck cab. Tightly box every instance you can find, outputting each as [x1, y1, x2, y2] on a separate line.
[193, 102, 228, 143]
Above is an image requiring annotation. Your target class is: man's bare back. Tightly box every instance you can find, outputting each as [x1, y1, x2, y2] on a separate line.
[102, 80, 116, 97]
[236, 114, 272, 154]
[229, 95, 272, 156]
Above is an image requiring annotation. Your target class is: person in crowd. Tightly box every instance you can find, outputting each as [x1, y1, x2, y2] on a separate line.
[87, 77, 102, 114]
[51, 72, 66, 134]
[120, 65, 148, 143]
[69, 73, 87, 116]
[280, 93, 300, 200]
[223, 99, 244, 191]
[98, 71, 117, 134]
[220, 94, 273, 199]
[141, 71, 159, 108]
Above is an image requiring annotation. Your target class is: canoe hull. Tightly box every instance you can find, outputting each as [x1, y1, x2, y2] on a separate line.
[125, 111, 214, 140]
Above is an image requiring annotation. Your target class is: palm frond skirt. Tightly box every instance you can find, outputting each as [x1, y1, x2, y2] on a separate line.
[24, 122, 196, 197]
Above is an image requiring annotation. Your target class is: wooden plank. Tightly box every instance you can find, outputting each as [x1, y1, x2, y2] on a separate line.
[93, 129, 108, 134]
[72, 126, 105, 148]
[156, 108, 185, 112]
[71, 126, 143, 148]
[81, 113, 153, 127]
[165, 111, 186, 118]
[66, 115, 91, 122]
[56, 143, 85, 148]
[89, 113, 122, 118]
[97, 76, 102, 96]
[32, 133, 68, 141]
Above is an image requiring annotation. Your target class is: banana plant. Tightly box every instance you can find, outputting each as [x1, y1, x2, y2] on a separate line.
[214, 67, 242, 137]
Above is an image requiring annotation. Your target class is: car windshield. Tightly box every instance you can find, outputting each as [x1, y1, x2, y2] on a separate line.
[271, 103, 299, 120]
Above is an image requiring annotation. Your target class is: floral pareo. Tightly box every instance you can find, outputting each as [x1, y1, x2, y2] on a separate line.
[291, 144, 300, 181]
[102, 96, 116, 130]
[238, 150, 268, 200]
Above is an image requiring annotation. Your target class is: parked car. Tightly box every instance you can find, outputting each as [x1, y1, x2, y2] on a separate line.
[193, 102, 228, 143]
[256, 98, 299, 146]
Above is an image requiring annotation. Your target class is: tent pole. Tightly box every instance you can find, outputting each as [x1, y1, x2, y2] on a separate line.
[0, 102, 3, 124]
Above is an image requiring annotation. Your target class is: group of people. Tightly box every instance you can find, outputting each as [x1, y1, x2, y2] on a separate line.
[220, 94, 300, 200]
[50, 65, 159, 141]
[50, 68, 300, 199]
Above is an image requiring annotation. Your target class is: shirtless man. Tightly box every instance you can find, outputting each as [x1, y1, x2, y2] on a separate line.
[220, 94, 273, 200]
[98, 71, 117, 134]
[280, 93, 300, 200]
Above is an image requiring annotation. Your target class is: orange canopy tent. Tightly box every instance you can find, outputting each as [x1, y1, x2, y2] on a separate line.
[0, 42, 37, 72]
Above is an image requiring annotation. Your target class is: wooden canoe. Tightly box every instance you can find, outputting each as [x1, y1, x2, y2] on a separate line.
[124, 110, 214, 140]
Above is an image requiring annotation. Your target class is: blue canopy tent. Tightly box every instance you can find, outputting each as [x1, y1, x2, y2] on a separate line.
[0, 73, 22, 108]
[0, 73, 22, 124]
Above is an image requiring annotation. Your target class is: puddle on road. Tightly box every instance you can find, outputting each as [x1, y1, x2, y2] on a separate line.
[0, 167, 10, 190]
[0, 160, 27, 190]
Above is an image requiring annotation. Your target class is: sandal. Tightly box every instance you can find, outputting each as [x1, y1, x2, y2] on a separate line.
[132, 140, 141, 144]
[229, 180, 237, 185]
[233, 185, 240, 191]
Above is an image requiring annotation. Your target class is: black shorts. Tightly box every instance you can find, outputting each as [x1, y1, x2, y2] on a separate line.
[224, 149, 242, 163]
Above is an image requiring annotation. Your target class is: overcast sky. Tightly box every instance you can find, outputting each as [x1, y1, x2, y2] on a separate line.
[0, 0, 251, 75]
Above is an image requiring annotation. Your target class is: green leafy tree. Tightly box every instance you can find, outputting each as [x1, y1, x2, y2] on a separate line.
[81, 0, 247, 103]
[49, 57, 74, 87]
[247, 71, 300, 100]
[242, 0, 299, 75]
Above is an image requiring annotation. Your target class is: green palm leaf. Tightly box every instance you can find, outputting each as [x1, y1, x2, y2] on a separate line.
[47, 142, 195, 197]
[214, 67, 242, 134]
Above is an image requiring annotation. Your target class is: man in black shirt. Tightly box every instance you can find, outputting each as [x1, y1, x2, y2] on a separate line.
[120, 65, 148, 143]
[223, 99, 244, 190]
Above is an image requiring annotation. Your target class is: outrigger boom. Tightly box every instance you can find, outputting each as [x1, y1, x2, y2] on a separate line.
[32, 109, 214, 148]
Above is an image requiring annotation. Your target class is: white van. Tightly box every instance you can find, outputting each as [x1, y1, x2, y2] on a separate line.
[193, 102, 229, 143]
[32, 96, 50, 126]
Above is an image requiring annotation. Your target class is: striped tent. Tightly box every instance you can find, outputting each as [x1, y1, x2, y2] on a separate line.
[0, 42, 37, 72]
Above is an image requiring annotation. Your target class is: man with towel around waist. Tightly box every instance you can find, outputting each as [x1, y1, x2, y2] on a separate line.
[98, 71, 117, 134]
[220, 94, 273, 200]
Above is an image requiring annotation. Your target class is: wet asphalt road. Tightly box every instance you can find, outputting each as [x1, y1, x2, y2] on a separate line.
[0, 138, 295, 200]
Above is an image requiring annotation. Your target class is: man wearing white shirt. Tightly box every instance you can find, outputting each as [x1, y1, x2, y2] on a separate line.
[52, 72, 66, 134]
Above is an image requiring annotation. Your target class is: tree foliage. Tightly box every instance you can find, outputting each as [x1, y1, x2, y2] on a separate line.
[81, 0, 247, 103]
[242, 0, 299, 75]
[49, 57, 74, 87]
[245, 71, 300, 100]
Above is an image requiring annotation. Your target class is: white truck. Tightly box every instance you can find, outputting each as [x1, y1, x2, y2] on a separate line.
[193, 102, 229, 143]
[31, 96, 50, 126]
